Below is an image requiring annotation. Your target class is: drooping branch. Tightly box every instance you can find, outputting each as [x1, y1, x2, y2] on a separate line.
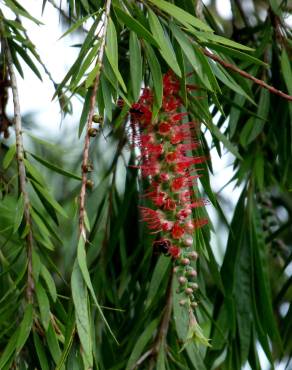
[79, 0, 112, 239]
[203, 49, 292, 101]
[2, 26, 34, 303]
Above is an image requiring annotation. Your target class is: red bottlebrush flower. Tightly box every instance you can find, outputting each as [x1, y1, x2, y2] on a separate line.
[131, 70, 209, 312]
[169, 245, 181, 258]
[164, 198, 176, 211]
[165, 151, 178, 163]
[163, 71, 180, 95]
[163, 96, 181, 112]
[171, 112, 189, 121]
[177, 208, 192, 220]
[171, 177, 185, 192]
[170, 132, 184, 145]
[172, 223, 185, 239]
[158, 121, 171, 135]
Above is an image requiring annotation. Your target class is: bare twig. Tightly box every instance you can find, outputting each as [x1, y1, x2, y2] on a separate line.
[203, 49, 292, 101]
[2, 25, 34, 302]
[79, 0, 112, 239]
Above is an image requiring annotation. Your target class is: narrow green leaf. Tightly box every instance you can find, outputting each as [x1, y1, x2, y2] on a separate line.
[0, 329, 19, 369]
[254, 153, 264, 191]
[71, 261, 93, 368]
[71, 41, 101, 90]
[77, 236, 118, 343]
[35, 281, 50, 331]
[210, 62, 255, 104]
[59, 12, 98, 39]
[206, 43, 267, 66]
[125, 318, 159, 370]
[206, 33, 254, 51]
[170, 24, 211, 90]
[32, 249, 42, 283]
[146, 256, 170, 308]
[269, 0, 281, 15]
[144, 41, 163, 108]
[11, 41, 42, 80]
[46, 322, 63, 366]
[85, 64, 100, 89]
[80, 0, 89, 13]
[2, 144, 16, 169]
[106, 18, 118, 67]
[105, 51, 127, 92]
[32, 181, 67, 218]
[251, 204, 282, 349]
[53, 18, 100, 98]
[24, 159, 46, 186]
[55, 312, 75, 370]
[41, 265, 57, 302]
[78, 88, 91, 137]
[4, 0, 43, 24]
[149, 0, 212, 32]
[101, 74, 113, 120]
[173, 279, 207, 370]
[113, 5, 159, 47]
[157, 346, 166, 370]
[148, 8, 181, 77]
[281, 50, 292, 95]
[204, 120, 242, 160]
[13, 193, 25, 233]
[33, 332, 50, 370]
[193, 45, 220, 92]
[16, 304, 33, 353]
[129, 31, 142, 101]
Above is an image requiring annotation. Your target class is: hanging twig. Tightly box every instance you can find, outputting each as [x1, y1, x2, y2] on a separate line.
[79, 0, 112, 240]
[2, 25, 34, 303]
[203, 49, 292, 101]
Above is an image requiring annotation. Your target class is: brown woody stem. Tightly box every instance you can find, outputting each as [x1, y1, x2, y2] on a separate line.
[2, 29, 34, 303]
[79, 0, 112, 240]
[203, 49, 292, 101]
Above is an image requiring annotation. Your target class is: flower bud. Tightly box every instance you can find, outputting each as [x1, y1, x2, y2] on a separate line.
[184, 237, 193, 247]
[185, 287, 193, 295]
[189, 282, 198, 290]
[180, 258, 190, 266]
[86, 180, 94, 190]
[179, 299, 187, 306]
[185, 221, 194, 232]
[187, 269, 197, 277]
[88, 127, 98, 137]
[191, 302, 198, 309]
[92, 114, 103, 123]
[189, 251, 198, 260]
[178, 276, 187, 285]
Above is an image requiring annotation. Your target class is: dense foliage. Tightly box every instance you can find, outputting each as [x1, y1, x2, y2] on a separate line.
[0, 0, 292, 369]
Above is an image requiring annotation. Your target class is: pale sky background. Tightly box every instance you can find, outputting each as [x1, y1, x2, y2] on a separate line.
[2, 1, 291, 369]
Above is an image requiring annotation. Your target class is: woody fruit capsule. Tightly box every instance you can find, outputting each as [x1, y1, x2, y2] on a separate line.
[129, 71, 208, 309]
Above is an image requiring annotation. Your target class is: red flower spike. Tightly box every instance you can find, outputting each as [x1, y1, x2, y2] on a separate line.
[130, 70, 209, 310]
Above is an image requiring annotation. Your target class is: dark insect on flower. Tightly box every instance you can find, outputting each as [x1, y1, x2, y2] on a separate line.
[129, 107, 144, 116]
[153, 239, 171, 255]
